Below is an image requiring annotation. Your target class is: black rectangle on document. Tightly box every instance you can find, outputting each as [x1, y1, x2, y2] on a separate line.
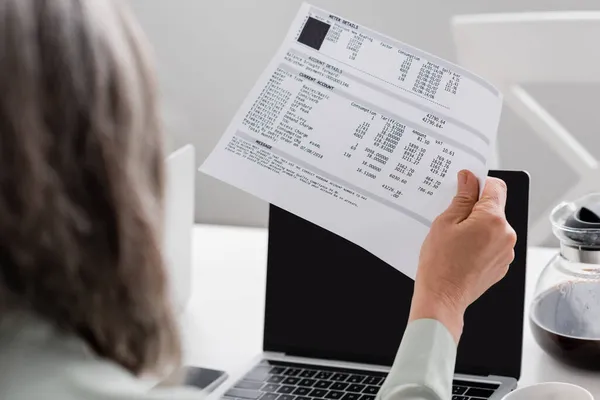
[298, 17, 331, 51]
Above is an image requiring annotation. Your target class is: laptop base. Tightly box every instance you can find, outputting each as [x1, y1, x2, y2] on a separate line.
[210, 354, 516, 400]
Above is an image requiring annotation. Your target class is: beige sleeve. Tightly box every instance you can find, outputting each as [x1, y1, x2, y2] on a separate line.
[376, 319, 457, 400]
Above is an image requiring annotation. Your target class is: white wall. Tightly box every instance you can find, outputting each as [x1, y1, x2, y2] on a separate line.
[130, 0, 600, 245]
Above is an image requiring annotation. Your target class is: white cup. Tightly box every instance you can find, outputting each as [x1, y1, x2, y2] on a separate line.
[503, 382, 593, 400]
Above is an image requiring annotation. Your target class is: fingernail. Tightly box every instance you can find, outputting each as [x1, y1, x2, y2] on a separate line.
[458, 170, 468, 185]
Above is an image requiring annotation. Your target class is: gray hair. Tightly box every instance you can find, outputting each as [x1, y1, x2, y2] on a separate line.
[0, 0, 180, 375]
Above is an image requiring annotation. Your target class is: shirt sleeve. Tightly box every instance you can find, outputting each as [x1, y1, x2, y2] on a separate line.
[376, 319, 457, 400]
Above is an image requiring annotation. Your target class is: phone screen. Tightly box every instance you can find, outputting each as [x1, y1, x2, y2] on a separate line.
[184, 367, 228, 391]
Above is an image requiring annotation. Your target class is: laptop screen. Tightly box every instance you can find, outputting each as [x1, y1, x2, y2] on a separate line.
[264, 170, 529, 380]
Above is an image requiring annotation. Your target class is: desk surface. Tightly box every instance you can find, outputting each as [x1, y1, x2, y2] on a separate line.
[181, 224, 600, 396]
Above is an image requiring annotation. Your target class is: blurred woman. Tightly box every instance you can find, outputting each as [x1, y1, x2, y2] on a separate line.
[0, 1, 516, 399]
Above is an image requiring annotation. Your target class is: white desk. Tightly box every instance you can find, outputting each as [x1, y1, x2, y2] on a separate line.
[181, 224, 600, 397]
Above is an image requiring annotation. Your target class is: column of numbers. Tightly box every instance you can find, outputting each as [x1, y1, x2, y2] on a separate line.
[429, 154, 452, 179]
[402, 141, 427, 166]
[357, 147, 379, 180]
[326, 25, 343, 44]
[388, 163, 414, 185]
[413, 62, 443, 100]
[380, 132, 428, 201]
[347, 34, 365, 60]
[374, 120, 405, 154]
[343, 142, 359, 159]
[418, 176, 441, 196]
[399, 57, 413, 82]
[418, 140, 455, 197]
[444, 71, 461, 95]
[345, 116, 374, 160]
[354, 121, 371, 139]
[385, 163, 415, 200]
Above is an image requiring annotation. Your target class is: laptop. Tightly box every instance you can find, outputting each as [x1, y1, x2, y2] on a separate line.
[164, 144, 196, 314]
[212, 170, 529, 400]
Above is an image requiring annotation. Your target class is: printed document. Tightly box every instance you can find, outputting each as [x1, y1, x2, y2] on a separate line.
[200, 3, 503, 279]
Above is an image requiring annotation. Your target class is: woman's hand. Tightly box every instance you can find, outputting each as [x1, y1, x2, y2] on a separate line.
[409, 170, 517, 343]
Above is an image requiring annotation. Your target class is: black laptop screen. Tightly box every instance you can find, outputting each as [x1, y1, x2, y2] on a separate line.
[264, 170, 528, 380]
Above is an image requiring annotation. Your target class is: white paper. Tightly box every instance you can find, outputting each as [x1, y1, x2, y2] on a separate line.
[200, 3, 503, 279]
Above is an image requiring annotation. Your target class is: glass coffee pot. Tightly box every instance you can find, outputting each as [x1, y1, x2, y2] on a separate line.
[530, 193, 600, 370]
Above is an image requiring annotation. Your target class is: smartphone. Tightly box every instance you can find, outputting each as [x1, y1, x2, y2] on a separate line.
[183, 366, 228, 392]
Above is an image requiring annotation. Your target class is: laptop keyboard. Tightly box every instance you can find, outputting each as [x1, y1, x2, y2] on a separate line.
[223, 361, 499, 400]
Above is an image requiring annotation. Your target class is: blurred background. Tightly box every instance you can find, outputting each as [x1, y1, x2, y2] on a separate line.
[129, 0, 600, 246]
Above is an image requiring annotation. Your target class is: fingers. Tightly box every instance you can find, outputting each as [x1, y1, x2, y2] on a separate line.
[479, 177, 508, 215]
[441, 170, 480, 223]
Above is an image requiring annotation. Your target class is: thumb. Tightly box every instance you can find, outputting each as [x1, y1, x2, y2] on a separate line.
[443, 170, 480, 223]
